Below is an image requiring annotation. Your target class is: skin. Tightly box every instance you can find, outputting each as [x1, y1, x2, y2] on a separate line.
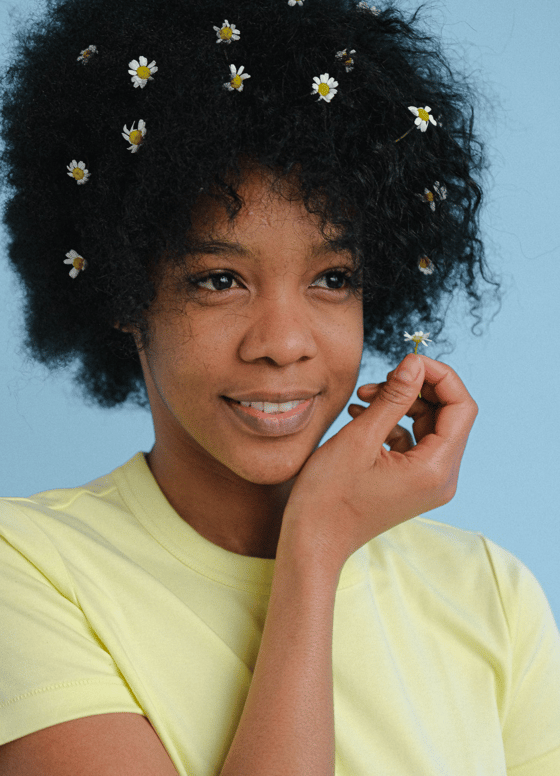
[134, 166, 365, 559]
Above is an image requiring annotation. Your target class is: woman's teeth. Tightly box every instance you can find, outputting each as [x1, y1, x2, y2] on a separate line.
[235, 399, 304, 414]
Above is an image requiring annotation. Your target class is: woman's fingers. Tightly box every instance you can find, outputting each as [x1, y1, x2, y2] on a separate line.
[385, 424, 414, 453]
[348, 406, 414, 452]
[358, 356, 478, 451]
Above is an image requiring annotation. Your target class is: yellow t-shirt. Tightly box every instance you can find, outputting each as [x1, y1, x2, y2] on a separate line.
[1, 452, 559, 775]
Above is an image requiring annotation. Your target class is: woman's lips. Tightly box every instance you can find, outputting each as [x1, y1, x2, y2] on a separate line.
[222, 395, 317, 437]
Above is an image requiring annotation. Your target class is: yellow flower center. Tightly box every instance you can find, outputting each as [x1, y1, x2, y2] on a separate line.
[72, 168, 85, 181]
[318, 82, 330, 96]
[136, 66, 151, 80]
[418, 108, 430, 122]
[129, 129, 143, 145]
[82, 50, 92, 59]
[220, 26, 233, 40]
[412, 335, 423, 343]
[73, 257, 85, 271]
[419, 257, 430, 269]
[231, 74, 242, 89]
[426, 191, 434, 202]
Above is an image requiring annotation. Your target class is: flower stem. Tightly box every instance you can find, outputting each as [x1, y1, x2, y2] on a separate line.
[414, 342, 422, 398]
[395, 127, 413, 143]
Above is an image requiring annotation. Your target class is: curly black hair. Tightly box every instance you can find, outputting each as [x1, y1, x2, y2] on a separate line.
[0, 0, 502, 408]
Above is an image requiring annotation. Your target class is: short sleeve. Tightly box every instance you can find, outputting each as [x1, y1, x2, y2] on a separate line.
[481, 537, 560, 775]
[0, 502, 144, 746]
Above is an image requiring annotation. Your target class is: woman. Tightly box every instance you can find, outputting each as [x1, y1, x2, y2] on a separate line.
[1, 0, 559, 773]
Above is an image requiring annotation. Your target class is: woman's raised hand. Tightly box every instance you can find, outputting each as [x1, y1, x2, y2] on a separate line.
[280, 354, 478, 574]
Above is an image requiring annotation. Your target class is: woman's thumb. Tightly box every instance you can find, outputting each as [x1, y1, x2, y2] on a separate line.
[355, 354, 423, 445]
[392, 353, 422, 385]
[377, 354, 422, 410]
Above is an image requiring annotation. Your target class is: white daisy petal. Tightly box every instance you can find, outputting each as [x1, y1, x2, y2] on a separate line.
[63, 251, 87, 278]
[129, 59, 139, 70]
[139, 56, 147, 67]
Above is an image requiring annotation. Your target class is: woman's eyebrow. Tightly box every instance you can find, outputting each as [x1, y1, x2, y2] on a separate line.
[186, 237, 351, 258]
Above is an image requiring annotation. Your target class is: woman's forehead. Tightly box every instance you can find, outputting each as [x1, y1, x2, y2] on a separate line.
[188, 168, 339, 247]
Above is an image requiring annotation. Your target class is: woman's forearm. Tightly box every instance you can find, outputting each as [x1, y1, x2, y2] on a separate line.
[219, 530, 340, 776]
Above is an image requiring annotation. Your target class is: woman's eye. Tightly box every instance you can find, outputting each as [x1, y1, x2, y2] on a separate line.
[190, 270, 355, 293]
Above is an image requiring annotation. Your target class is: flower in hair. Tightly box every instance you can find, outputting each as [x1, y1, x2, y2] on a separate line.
[312, 73, 338, 102]
[223, 64, 251, 92]
[408, 106, 437, 132]
[213, 20, 240, 44]
[418, 256, 434, 275]
[433, 181, 447, 201]
[418, 181, 447, 211]
[64, 250, 88, 278]
[128, 57, 158, 88]
[336, 49, 356, 71]
[77, 45, 97, 64]
[67, 160, 90, 185]
[288, 0, 305, 5]
[358, 2, 380, 12]
[122, 119, 146, 153]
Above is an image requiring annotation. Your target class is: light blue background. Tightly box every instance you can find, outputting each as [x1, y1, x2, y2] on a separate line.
[1, 0, 558, 622]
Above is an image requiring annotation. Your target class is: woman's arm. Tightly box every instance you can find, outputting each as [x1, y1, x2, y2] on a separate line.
[220, 354, 478, 776]
[219, 531, 340, 776]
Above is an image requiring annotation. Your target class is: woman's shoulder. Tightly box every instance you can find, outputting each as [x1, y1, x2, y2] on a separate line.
[0, 451, 146, 521]
[0, 453, 148, 569]
[373, 514, 549, 616]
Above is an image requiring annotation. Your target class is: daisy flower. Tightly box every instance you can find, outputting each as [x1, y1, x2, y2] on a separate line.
[358, 2, 380, 12]
[64, 250, 88, 279]
[419, 188, 436, 211]
[67, 160, 90, 185]
[128, 57, 158, 89]
[213, 20, 240, 44]
[77, 45, 97, 64]
[418, 256, 435, 275]
[122, 119, 147, 153]
[433, 181, 447, 202]
[336, 49, 356, 71]
[223, 64, 251, 92]
[404, 330, 432, 350]
[418, 181, 447, 211]
[288, 0, 305, 5]
[408, 105, 437, 132]
[312, 73, 338, 102]
[404, 330, 431, 397]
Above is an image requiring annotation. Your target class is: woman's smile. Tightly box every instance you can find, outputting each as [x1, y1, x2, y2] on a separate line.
[221, 394, 319, 437]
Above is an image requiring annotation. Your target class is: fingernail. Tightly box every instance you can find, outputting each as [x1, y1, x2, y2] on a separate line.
[395, 355, 421, 383]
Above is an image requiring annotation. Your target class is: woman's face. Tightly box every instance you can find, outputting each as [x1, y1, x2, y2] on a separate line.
[137, 167, 364, 487]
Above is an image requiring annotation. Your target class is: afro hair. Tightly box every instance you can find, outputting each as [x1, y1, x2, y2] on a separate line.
[0, 0, 502, 408]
